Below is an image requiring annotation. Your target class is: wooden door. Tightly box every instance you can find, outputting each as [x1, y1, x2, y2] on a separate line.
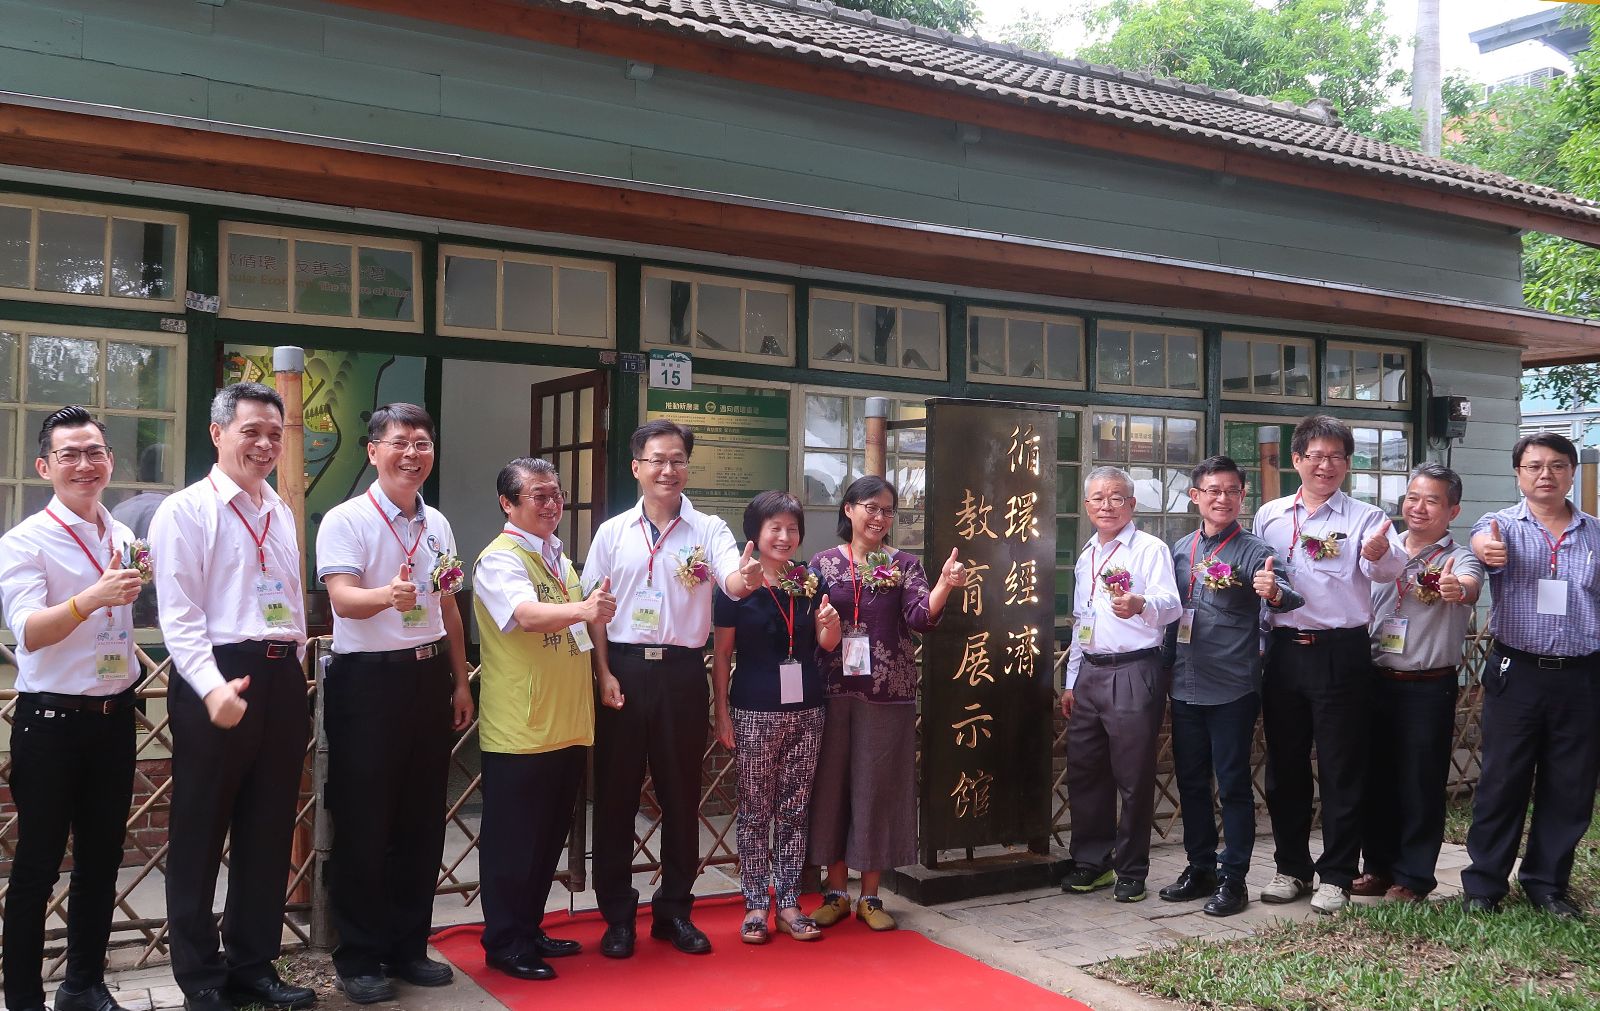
[530, 371, 608, 565]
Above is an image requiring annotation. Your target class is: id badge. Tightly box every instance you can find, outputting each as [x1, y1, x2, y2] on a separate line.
[1075, 617, 1094, 648]
[256, 578, 293, 628]
[1176, 608, 1196, 645]
[842, 633, 872, 678]
[94, 628, 131, 680]
[1537, 578, 1569, 616]
[630, 588, 664, 632]
[401, 598, 428, 628]
[568, 621, 595, 653]
[779, 659, 804, 704]
[1378, 615, 1409, 654]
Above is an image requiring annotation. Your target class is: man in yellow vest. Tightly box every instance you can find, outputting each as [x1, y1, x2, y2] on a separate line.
[472, 458, 616, 981]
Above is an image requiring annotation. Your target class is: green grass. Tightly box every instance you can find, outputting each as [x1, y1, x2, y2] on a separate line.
[1092, 797, 1600, 1010]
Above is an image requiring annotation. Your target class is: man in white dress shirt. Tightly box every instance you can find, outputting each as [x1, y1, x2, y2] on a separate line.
[1058, 466, 1182, 903]
[314, 404, 474, 1003]
[0, 407, 143, 1011]
[583, 420, 764, 959]
[1251, 414, 1405, 915]
[149, 383, 315, 1011]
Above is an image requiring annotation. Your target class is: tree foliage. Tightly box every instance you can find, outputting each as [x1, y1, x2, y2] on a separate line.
[830, 0, 981, 34]
[992, 6, 1066, 55]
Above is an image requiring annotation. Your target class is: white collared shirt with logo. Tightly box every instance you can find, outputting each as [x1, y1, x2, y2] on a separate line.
[1063, 520, 1181, 690]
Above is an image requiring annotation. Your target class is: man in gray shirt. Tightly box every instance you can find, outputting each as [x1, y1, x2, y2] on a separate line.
[1159, 456, 1301, 916]
[1353, 463, 1484, 902]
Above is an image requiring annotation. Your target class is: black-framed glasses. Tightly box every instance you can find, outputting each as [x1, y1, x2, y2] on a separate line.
[851, 503, 894, 519]
[637, 457, 689, 471]
[50, 446, 111, 466]
[1517, 462, 1572, 476]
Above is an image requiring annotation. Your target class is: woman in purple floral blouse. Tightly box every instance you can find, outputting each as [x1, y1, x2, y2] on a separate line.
[806, 476, 967, 931]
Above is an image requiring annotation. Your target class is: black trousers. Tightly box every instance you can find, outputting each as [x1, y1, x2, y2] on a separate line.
[1171, 692, 1260, 881]
[478, 746, 585, 959]
[1261, 627, 1372, 888]
[165, 645, 308, 995]
[325, 650, 453, 977]
[1359, 672, 1459, 894]
[1462, 648, 1600, 902]
[2, 695, 136, 1009]
[592, 650, 708, 926]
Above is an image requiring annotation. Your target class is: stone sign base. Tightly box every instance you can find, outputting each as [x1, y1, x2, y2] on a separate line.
[885, 847, 1071, 905]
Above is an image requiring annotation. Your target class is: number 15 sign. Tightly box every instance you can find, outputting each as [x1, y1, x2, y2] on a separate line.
[648, 350, 693, 390]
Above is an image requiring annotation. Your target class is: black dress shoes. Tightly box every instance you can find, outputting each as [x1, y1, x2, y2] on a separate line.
[226, 975, 315, 1010]
[650, 916, 712, 955]
[532, 931, 583, 958]
[382, 957, 454, 986]
[485, 952, 556, 981]
[182, 989, 234, 1011]
[53, 981, 128, 1011]
[1531, 893, 1584, 920]
[1158, 866, 1218, 903]
[1203, 878, 1250, 917]
[1462, 894, 1500, 914]
[600, 922, 636, 959]
[335, 975, 395, 1005]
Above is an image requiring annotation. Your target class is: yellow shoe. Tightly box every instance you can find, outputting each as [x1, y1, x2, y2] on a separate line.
[810, 892, 852, 928]
[856, 895, 897, 931]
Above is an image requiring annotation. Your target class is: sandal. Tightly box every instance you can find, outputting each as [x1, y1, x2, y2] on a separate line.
[741, 911, 770, 945]
[775, 912, 823, 941]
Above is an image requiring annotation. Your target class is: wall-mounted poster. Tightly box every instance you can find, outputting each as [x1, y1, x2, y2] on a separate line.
[645, 387, 789, 532]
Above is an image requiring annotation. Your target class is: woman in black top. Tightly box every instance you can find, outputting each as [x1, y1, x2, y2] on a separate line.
[713, 491, 841, 944]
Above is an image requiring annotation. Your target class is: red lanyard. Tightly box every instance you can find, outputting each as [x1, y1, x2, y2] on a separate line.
[764, 582, 797, 659]
[45, 507, 110, 575]
[1536, 524, 1568, 578]
[1188, 525, 1242, 595]
[842, 546, 864, 627]
[369, 489, 425, 574]
[638, 515, 682, 586]
[210, 476, 273, 575]
[508, 527, 577, 603]
[1091, 539, 1123, 593]
[1287, 490, 1307, 560]
[1395, 542, 1451, 604]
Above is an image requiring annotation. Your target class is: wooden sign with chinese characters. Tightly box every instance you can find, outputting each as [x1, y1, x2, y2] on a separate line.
[921, 398, 1058, 863]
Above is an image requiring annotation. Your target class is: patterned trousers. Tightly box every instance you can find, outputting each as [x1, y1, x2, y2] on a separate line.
[732, 706, 826, 911]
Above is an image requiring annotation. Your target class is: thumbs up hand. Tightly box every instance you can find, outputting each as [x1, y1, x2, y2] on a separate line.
[1254, 555, 1281, 602]
[583, 576, 617, 624]
[1477, 519, 1508, 569]
[737, 540, 763, 585]
[1362, 517, 1393, 563]
[388, 563, 418, 613]
[940, 547, 969, 587]
[1109, 589, 1145, 620]
[1438, 556, 1464, 603]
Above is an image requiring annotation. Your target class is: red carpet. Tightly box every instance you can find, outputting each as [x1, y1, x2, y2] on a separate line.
[433, 896, 1093, 1010]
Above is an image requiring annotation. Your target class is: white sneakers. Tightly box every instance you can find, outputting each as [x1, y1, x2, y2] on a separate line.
[1260, 873, 1312, 904]
[1310, 882, 1351, 915]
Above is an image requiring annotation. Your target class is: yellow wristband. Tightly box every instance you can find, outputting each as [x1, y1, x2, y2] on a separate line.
[68, 595, 88, 622]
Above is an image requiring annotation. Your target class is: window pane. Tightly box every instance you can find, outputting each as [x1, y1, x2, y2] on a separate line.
[109, 220, 177, 300]
[1046, 322, 1081, 382]
[1097, 326, 1131, 386]
[1354, 350, 1382, 402]
[696, 283, 740, 353]
[1380, 474, 1406, 513]
[804, 394, 846, 448]
[1092, 411, 1127, 461]
[745, 288, 790, 357]
[228, 234, 290, 312]
[106, 342, 174, 411]
[23, 482, 51, 516]
[0, 205, 28, 289]
[1221, 338, 1250, 395]
[442, 255, 496, 329]
[0, 409, 14, 479]
[850, 397, 867, 449]
[812, 298, 854, 363]
[357, 247, 414, 322]
[1132, 330, 1164, 389]
[1164, 468, 1194, 515]
[970, 315, 1005, 376]
[36, 211, 105, 295]
[804, 451, 850, 505]
[0, 330, 17, 401]
[1325, 348, 1353, 400]
[1225, 421, 1259, 465]
[1284, 343, 1312, 399]
[503, 260, 554, 334]
[1168, 332, 1199, 390]
[1058, 411, 1080, 463]
[1166, 417, 1199, 465]
[556, 267, 608, 338]
[1350, 471, 1378, 506]
[294, 241, 353, 316]
[1008, 320, 1044, 380]
[898, 308, 938, 373]
[102, 416, 173, 484]
[26, 334, 99, 404]
[1381, 428, 1409, 470]
[1129, 415, 1162, 464]
[1128, 466, 1160, 513]
[897, 402, 927, 454]
[858, 304, 896, 368]
[1383, 352, 1408, 403]
[1252, 341, 1280, 396]
[1351, 427, 1379, 470]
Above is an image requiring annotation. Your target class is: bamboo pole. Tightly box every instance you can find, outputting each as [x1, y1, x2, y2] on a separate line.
[865, 396, 889, 478]
[273, 347, 313, 913]
[1258, 425, 1282, 503]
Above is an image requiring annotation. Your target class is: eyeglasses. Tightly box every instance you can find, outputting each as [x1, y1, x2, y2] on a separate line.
[1300, 452, 1349, 466]
[49, 446, 111, 466]
[851, 503, 895, 519]
[1195, 486, 1244, 499]
[637, 457, 689, 471]
[1086, 494, 1130, 508]
[1518, 462, 1572, 476]
[524, 491, 566, 508]
[377, 439, 434, 454]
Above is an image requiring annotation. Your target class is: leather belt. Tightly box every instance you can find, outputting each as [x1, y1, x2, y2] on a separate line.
[1492, 640, 1600, 671]
[1082, 646, 1162, 667]
[1378, 665, 1457, 682]
[214, 640, 300, 660]
[607, 641, 702, 662]
[19, 688, 137, 715]
[337, 639, 448, 664]
[1273, 625, 1367, 647]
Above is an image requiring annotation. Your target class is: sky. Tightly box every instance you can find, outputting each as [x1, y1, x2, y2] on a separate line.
[975, 0, 1577, 87]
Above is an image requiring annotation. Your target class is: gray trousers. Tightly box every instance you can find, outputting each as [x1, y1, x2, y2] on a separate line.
[1067, 653, 1167, 880]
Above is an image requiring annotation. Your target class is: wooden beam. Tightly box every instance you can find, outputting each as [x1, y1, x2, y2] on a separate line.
[325, 0, 1600, 248]
[2, 99, 1595, 366]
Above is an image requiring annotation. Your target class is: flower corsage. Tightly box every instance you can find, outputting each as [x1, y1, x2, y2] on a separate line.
[1411, 566, 1444, 605]
[675, 545, 711, 589]
[125, 539, 154, 583]
[777, 563, 818, 598]
[1100, 565, 1132, 596]
[1200, 560, 1241, 591]
[431, 551, 465, 595]
[858, 550, 902, 590]
[1299, 532, 1346, 560]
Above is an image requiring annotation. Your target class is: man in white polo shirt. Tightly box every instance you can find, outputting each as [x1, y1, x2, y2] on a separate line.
[0, 406, 143, 1011]
[584, 420, 763, 959]
[314, 404, 474, 1003]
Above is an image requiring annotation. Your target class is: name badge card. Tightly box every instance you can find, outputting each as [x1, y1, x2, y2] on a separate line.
[401, 598, 428, 628]
[1176, 609, 1196, 644]
[1537, 578, 1569, 616]
[1378, 616, 1409, 654]
[631, 588, 664, 633]
[842, 632, 872, 678]
[569, 621, 594, 652]
[1076, 616, 1094, 648]
[256, 578, 293, 628]
[95, 628, 130, 679]
[779, 659, 804, 704]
